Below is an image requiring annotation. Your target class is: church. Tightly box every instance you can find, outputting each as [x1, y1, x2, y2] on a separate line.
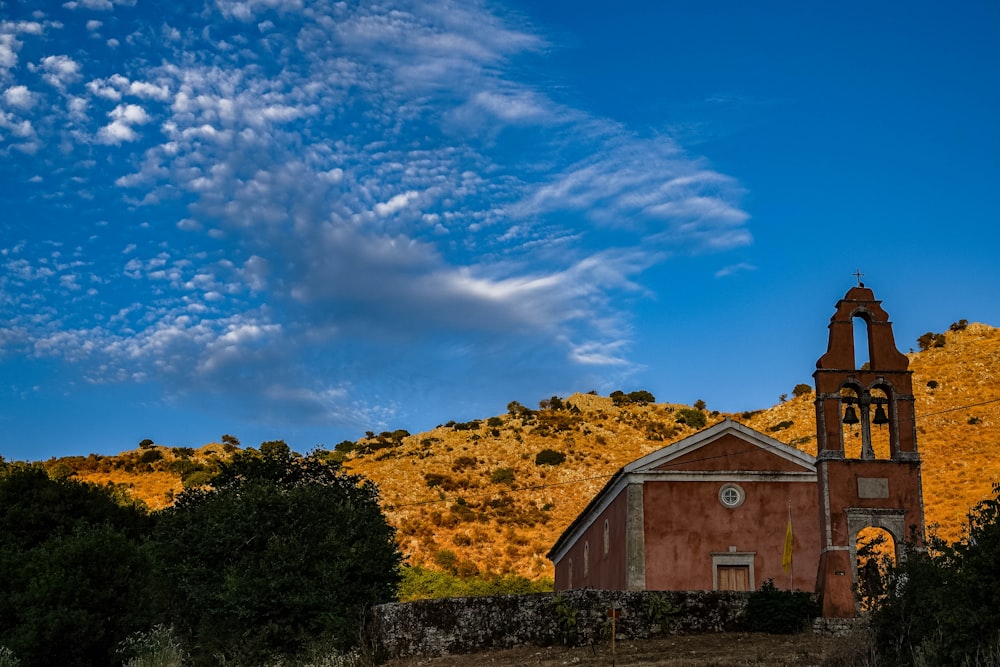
[547, 284, 926, 617]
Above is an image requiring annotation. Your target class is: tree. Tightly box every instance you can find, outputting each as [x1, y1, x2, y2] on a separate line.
[150, 444, 401, 665]
[917, 331, 946, 351]
[0, 468, 152, 667]
[675, 408, 707, 429]
[792, 383, 813, 398]
[870, 484, 1000, 666]
[693, 399, 706, 411]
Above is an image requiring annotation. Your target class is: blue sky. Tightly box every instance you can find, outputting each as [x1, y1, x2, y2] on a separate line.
[2, 0, 998, 461]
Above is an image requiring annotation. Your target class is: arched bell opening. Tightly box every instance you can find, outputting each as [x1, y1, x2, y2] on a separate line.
[852, 313, 872, 371]
[868, 386, 891, 460]
[839, 385, 864, 459]
[854, 526, 897, 612]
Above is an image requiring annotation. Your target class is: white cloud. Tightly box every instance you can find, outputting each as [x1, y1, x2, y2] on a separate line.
[715, 262, 756, 278]
[96, 103, 151, 144]
[374, 190, 420, 217]
[3, 85, 34, 109]
[35, 55, 82, 91]
[0, 0, 753, 430]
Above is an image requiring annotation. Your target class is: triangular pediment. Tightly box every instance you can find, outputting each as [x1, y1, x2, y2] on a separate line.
[624, 418, 816, 475]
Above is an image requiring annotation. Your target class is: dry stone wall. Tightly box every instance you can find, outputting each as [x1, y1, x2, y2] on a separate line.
[372, 590, 749, 658]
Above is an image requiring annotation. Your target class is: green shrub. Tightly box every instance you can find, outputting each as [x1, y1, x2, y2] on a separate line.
[138, 449, 163, 465]
[917, 331, 946, 350]
[675, 408, 707, 429]
[740, 579, 819, 634]
[333, 439, 356, 453]
[490, 467, 516, 485]
[534, 449, 566, 466]
[397, 566, 552, 601]
[792, 383, 813, 397]
[117, 625, 186, 667]
[768, 420, 794, 432]
[0, 647, 19, 667]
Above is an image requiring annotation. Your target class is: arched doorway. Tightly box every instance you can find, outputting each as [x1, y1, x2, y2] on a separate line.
[854, 526, 897, 611]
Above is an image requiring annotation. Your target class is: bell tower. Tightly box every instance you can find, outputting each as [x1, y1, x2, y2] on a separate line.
[813, 283, 925, 617]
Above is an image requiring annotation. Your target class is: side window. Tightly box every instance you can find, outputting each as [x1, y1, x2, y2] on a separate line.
[583, 541, 590, 577]
[603, 519, 610, 556]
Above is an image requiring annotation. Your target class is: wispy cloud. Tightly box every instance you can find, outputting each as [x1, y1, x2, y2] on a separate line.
[0, 0, 751, 431]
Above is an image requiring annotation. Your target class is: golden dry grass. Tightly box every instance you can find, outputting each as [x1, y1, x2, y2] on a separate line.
[42, 322, 1000, 579]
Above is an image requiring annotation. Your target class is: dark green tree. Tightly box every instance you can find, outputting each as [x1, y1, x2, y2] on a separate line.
[150, 444, 401, 665]
[792, 383, 813, 398]
[675, 408, 707, 429]
[0, 468, 152, 667]
[870, 484, 1000, 666]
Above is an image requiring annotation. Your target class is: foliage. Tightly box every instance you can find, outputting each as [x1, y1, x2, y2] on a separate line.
[768, 420, 794, 432]
[397, 566, 552, 601]
[150, 445, 401, 665]
[539, 395, 564, 410]
[0, 468, 153, 667]
[917, 331, 947, 350]
[610, 390, 656, 406]
[868, 484, 1000, 666]
[675, 408, 707, 429]
[118, 625, 187, 667]
[792, 383, 813, 397]
[534, 448, 566, 466]
[490, 467, 516, 484]
[693, 399, 707, 410]
[551, 593, 580, 646]
[643, 592, 678, 634]
[740, 579, 819, 634]
[506, 401, 534, 418]
[949, 319, 969, 332]
[0, 647, 18, 667]
[334, 439, 356, 453]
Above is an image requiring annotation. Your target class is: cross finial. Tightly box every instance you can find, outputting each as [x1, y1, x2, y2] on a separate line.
[853, 269, 865, 287]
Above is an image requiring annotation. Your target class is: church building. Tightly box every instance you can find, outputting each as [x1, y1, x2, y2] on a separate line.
[547, 284, 926, 617]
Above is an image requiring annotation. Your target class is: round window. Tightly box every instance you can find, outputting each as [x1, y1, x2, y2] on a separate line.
[719, 483, 745, 508]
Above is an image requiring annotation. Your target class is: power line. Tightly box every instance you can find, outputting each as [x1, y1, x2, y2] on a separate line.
[917, 396, 1000, 418]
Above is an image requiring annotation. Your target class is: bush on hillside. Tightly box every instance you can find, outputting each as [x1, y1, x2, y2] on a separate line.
[792, 383, 813, 397]
[917, 331, 946, 350]
[675, 408, 707, 429]
[535, 449, 566, 466]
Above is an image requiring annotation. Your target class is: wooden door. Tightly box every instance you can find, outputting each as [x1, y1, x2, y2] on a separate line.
[718, 565, 751, 591]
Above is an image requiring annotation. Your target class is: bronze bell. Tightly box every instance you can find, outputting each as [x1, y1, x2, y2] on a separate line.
[843, 405, 860, 425]
[872, 404, 889, 425]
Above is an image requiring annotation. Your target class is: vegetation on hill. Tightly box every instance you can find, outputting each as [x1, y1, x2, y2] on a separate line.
[15, 322, 1000, 593]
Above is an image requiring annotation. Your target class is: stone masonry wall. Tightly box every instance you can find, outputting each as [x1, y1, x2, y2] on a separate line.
[372, 590, 749, 659]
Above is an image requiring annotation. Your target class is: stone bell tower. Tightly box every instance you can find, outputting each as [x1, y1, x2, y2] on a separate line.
[813, 283, 925, 617]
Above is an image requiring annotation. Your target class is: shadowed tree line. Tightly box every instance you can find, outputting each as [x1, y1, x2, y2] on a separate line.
[0, 443, 401, 667]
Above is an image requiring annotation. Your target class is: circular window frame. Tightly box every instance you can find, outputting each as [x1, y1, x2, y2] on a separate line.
[719, 483, 745, 509]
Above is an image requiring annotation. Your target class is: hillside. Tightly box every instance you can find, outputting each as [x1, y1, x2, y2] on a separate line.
[33, 322, 1000, 580]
